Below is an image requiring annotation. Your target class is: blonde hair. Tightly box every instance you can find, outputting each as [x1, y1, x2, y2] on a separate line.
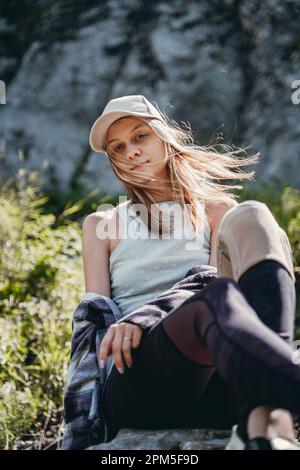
[103, 107, 260, 238]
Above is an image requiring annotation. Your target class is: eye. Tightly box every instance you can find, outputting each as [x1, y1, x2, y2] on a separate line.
[136, 133, 147, 140]
[113, 133, 147, 152]
[114, 144, 124, 152]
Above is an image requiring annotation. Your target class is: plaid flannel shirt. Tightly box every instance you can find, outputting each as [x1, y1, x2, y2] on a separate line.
[58, 264, 218, 450]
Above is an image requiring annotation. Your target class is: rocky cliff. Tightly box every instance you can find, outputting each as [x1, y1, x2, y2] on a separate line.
[1, 0, 299, 194]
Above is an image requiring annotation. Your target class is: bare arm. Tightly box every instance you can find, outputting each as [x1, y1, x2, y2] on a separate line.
[206, 201, 239, 267]
[82, 211, 111, 297]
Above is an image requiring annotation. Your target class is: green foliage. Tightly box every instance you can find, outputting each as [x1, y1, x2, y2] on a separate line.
[41, 179, 121, 225]
[0, 172, 111, 449]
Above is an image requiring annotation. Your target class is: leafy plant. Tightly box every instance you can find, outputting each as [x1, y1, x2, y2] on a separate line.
[0, 171, 111, 449]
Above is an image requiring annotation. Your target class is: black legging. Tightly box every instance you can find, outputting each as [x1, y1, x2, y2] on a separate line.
[102, 259, 297, 442]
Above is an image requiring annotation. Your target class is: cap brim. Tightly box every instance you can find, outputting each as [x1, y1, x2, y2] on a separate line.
[89, 110, 157, 153]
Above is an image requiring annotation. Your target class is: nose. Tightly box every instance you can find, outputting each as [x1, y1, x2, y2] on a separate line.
[127, 144, 141, 162]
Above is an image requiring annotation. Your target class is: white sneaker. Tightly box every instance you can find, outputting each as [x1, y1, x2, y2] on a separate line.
[225, 424, 246, 450]
[225, 424, 300, 450]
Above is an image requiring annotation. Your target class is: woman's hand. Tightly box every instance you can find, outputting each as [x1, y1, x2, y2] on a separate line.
[99, 322, 143, 374]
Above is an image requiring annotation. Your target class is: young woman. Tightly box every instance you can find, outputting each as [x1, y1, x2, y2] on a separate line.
[84, 94, 300, 450]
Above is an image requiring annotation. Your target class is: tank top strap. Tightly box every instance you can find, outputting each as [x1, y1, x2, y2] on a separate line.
[113, 201, 131, 238]
[114, 200, 145, 238]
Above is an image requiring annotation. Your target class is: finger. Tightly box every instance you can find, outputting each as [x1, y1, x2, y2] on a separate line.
[117, 323, 143, 349]
[122, 325, 143, 367]
[121, 326, 135, 367]
[98, 326, 115, 366]
[131, 326, 143, 349]
[112, 326, 126, 372]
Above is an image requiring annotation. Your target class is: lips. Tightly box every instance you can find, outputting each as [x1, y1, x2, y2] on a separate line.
[130, 160, 149, 171]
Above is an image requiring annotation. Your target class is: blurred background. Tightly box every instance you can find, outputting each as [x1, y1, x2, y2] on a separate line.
[0, 0, 299, 450]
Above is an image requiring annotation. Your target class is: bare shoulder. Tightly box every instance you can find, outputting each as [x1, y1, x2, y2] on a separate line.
[82, 210, 114, 266]
[82, 210, 114, 296]
[82, 207, 122, 256]
[205, 200, 238, 231]
[82, 208, 117, 236]
[83, 210, 110, 225]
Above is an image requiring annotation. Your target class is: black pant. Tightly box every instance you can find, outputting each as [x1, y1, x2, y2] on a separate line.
[102, 260, 297, 442]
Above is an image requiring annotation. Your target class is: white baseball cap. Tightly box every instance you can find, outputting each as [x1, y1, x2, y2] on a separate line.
[89, 94, 166, 153]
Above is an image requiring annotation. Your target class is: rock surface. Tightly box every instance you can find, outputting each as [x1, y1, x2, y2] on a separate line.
[1, 1, 300, 193]
[86, 427, 232, 450]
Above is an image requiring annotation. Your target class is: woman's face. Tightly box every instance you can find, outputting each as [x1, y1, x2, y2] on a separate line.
[105, 116, 169, 180]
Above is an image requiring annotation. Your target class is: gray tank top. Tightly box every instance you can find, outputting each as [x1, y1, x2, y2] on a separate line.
[109, 199, 211, 317]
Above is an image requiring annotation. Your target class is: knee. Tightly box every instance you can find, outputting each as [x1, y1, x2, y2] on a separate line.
[235, 200, 269, 215]
[200, 276, 239, 302]
[219, 200, 273, 234]
[197, 277, 246, 327]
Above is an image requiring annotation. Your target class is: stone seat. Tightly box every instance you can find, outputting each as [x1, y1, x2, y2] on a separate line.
[86, 427, 232, 450]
